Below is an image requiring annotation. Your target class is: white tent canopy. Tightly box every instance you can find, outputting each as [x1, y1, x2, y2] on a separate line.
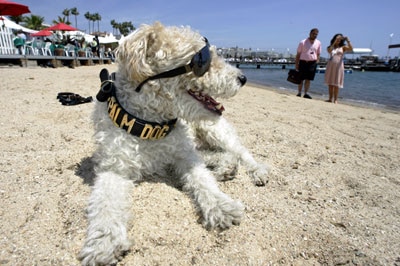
[98, 33, 118, 44]
[0, 16, 37, 34]
[65, 30, 94, 42]
[65, 31, 119, 44]
[0, 16, 38, 55]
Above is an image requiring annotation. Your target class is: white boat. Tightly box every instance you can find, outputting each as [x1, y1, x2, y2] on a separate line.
[316, 67, 353, 74]
[344, 68, 353, 74]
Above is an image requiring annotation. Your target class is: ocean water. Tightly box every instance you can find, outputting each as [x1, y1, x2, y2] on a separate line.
[239, 65, 400, 110]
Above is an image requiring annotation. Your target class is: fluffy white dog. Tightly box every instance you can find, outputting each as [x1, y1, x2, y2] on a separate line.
[80, 22, 269, 265]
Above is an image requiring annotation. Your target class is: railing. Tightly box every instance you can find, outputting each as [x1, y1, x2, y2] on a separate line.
[0, 26, 15, 55]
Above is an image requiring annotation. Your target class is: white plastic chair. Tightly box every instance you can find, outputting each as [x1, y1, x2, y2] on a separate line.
[85, 47, 93, 57]
[25, 41, 40, 55]
[98, 46, 105, 58]
[41, 42, 52, 56]
[65, 45, 76, 57]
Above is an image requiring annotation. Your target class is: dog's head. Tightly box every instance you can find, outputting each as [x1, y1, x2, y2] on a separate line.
[116, 22, 246, 121]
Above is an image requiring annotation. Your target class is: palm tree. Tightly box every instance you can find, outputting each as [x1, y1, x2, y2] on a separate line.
[52, 16, 67, 25]
[110, 20, 117, 35]
[93, 13, 101, 33]
[62, 8, 70, 24]
[90, 14, 96, 34]
[110, 20, 135, 36]
[10, 15, 23, 24]
[119, 21, 135, 36]
[22, 15, 45, 30]
[70, 7, 79, 29]
[84, 12, 91, 33]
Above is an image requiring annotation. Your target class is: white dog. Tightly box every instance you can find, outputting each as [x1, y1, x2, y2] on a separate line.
[80, 22, 269, 265]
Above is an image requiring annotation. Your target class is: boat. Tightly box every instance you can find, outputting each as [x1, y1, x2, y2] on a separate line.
[316, 66, 353, 74]
[344, 68, 353, 74]
[359, 64, 391, 72]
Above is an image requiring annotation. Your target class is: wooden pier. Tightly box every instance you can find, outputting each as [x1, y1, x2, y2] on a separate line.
[229, 61, 294, 70]
[229, 60, 400, 72]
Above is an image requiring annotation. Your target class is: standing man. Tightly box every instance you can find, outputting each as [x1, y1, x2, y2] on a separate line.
[295, 28, 321, 99]
[94, 35, 100, 57]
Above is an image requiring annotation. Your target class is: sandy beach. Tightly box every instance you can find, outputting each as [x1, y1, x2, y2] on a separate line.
[0, 64, 399, 265]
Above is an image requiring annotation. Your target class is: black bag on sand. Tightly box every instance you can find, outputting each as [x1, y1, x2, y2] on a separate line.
[287, 69, 301, 84]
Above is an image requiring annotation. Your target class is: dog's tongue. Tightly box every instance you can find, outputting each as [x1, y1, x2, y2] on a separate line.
[188, 89, 225, 115]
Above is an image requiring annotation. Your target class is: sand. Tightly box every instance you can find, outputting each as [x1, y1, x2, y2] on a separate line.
[0, 64, 399, 265]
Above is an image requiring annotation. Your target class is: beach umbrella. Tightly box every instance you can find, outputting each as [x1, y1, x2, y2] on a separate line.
[44, 22, 77, 32]
[31, 29, 53, 37]
[0, 0, 30, 16]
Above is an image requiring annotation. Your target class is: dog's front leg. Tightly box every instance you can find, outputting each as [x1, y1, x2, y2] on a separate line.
[177, 157, 244, 229]
[196, 117, 270, 186]
[80, 171, 134, 265]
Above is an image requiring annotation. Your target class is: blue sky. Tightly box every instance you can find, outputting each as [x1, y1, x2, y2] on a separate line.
[17, 0, 400, 58]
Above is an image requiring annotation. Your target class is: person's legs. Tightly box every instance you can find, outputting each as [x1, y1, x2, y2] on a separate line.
[303, 80, 312, 99]
[297, 82, 303, 96]
[303, 61, 317, 99]
[304, 80, 310, 93]
[333, 86, 339, 104]
[328, 85, 334, 102]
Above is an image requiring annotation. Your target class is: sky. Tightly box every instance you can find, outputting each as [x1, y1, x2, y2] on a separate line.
[16, 0, 400, 58]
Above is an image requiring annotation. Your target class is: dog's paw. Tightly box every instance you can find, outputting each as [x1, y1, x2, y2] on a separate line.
[212, 164, 238, 182]
[247, 163, 270, 186]
[79, 232, 131, 266]
[202, 198, 244, 230]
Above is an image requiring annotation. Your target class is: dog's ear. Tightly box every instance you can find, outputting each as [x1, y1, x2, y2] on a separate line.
[117, 22, 164, 83]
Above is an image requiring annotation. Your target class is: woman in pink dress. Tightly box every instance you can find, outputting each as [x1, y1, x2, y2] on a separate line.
[324, 34, 353, 103]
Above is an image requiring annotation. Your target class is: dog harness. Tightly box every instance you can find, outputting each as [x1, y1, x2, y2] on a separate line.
[96, 69, 177, 140]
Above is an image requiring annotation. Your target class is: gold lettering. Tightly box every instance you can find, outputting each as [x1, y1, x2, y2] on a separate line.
[113, 108, 121, 124]
[140, 124, 153, 139]
[108, 97, 121, 126]
[158, 125, 169, 139]
[107, 95, 173, 140]
[120, 114, 135, 133]
[149, 125, 162, 140]
[108, 98, 117, 119]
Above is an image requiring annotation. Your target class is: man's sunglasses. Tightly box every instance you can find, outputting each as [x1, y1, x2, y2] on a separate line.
[135, 38, 211, 92]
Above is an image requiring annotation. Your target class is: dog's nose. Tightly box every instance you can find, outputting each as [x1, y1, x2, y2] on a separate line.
[238, 75, 247, 86]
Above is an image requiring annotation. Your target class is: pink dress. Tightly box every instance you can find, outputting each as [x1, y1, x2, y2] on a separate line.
[324, 47, 344, 88]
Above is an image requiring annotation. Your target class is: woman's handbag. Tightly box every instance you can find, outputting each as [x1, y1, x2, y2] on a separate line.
[287, 69, 301, 84]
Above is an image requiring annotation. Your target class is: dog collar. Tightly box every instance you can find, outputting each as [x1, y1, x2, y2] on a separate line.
[96, 70, 177, 140]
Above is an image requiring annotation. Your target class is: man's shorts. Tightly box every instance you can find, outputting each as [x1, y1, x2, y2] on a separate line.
[299, 60, 317, 81]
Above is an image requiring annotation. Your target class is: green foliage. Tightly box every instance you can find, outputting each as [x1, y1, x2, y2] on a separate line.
[10, 15, 23, 24]
[52, 16, 67, 25]
[62, 8, 70, 23]
[110, 20, 135, 36]
[70, 7, 79, 28]
[21, 15, 45, 30]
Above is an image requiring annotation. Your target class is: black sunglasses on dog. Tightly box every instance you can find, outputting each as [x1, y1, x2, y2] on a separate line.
[135, 38, 211, 92]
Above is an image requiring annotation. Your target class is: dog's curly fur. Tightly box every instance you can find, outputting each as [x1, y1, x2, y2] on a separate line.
[80, 22, 270, 265]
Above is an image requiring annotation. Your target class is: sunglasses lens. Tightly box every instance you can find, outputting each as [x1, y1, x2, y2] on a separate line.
[191, 45, 211, 76]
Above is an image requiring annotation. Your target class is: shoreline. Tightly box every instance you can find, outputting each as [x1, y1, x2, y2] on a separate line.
[247, 81, 400, 114]
[1, 65, 399, 265]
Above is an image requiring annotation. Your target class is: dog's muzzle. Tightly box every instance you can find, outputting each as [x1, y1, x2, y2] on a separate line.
[238, 75, 247, 86]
